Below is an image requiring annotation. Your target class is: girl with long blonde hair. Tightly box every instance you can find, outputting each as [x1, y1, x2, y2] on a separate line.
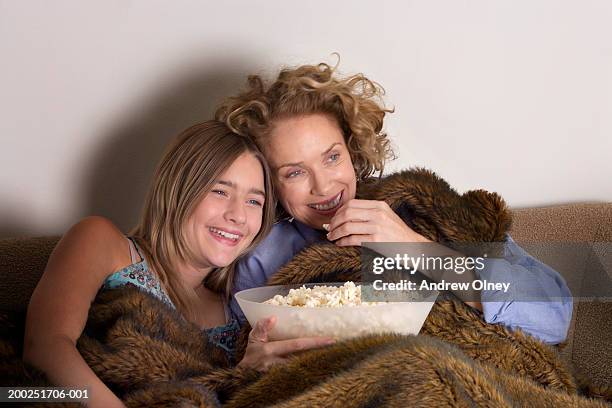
[23, 121, 329, 407]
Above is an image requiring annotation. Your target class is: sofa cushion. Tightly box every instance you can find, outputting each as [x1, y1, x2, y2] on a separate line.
[0, 236, 58, 312]
[511, 203, 612, 389]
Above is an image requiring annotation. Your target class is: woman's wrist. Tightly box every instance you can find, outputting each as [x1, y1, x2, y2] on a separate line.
[415, 233, 432, 243]
[403, 226, 431, 243]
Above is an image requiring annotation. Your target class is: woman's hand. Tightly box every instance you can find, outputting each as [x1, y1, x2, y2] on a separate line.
[237, 316, 335, 371]
[325, 199, 430, 246]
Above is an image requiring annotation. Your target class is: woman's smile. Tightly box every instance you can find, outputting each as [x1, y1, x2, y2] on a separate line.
[307, 190, 344, 215]
[264, 113, 357, 230]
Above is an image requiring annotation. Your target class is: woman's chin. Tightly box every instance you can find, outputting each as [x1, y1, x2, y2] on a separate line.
[300, 215, 332, 230]
[292, 208, 338, 230]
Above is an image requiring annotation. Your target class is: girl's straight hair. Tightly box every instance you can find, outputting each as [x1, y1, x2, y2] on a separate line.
[131, 120, 275, 321]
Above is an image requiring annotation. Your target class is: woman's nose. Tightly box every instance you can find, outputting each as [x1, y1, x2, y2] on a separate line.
[310, 169, 333, 196]
[225, 198, 247, 224]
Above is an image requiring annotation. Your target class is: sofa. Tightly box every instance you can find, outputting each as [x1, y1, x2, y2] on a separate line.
[1, 203, 610, 389]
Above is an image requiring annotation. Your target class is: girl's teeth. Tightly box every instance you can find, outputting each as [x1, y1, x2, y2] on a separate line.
[209, 227, 239, 241]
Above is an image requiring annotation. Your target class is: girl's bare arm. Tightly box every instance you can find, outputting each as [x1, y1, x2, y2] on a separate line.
[24, 216, 130, 408]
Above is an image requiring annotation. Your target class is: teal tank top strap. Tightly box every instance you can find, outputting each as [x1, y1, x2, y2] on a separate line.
[101, 237, 175, 308]
[127, 236, 142, 264]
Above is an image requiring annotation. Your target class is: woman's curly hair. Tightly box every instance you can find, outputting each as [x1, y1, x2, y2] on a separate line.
[215, 61, 395, 180]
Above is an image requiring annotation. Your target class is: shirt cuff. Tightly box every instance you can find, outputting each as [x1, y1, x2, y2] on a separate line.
[477, 256, 573, 344]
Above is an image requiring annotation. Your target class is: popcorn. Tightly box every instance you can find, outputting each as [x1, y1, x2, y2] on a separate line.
[264, 282, 378, 307]
[235, 281, 437, 340]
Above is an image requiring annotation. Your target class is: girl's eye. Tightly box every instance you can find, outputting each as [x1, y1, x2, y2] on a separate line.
[248, 199, 263, 207]
[212, 189, 227, 196]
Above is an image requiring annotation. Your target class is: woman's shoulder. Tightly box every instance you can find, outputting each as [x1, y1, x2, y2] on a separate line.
[234, 220, 320, 286]
[250, 220, 313, 256]
[240, 221, 295, 263]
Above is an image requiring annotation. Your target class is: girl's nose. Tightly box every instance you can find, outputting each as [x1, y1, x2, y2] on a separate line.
[225, 198, 246, 224]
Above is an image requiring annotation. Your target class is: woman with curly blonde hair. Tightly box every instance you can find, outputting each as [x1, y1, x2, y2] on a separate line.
[216, 62, 394, 182]
[216, 61, 572, 369]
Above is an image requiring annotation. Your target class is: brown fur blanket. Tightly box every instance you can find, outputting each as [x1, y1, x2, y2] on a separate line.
[2, 286, 607, 407]
[1, 168, 609, 407]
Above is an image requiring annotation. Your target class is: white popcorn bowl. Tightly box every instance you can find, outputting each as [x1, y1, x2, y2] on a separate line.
[235, 282, 439, 341]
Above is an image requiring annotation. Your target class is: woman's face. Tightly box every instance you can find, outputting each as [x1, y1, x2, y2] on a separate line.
[184, 152, 265, 269]
[265, 113, 357, 230]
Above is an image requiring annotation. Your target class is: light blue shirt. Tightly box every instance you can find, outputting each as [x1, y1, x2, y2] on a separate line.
[231, 220, 573, 344]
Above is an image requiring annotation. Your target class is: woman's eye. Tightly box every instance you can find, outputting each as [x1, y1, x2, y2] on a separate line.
[212, 189, 227, 196]
[327, 152, 340, 163]
[286, 169, 303, 178]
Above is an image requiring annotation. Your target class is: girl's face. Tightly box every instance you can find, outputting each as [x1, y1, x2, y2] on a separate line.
[184, 152, 265, 269]
[265, 113, 357, 230]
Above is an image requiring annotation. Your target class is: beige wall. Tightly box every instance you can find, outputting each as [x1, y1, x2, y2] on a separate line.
[1, 0, 611, 238]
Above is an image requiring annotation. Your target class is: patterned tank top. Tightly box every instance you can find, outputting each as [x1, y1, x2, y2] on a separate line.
[101, 237, 241, 363]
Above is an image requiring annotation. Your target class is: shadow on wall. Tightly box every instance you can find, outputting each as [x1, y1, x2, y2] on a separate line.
[80, 56, 258, 234]
[0, 212, 37, 239]
[0, 56, 258, 239]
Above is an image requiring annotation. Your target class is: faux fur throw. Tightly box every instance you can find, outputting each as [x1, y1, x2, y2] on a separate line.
[2, 286, 607, 408]
[1, 168, 608, 407]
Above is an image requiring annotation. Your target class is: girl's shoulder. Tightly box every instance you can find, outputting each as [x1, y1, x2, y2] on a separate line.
[67, 215, 124, 242]
[63, 216, 133, 275]
[78, 218, 175, 307]
[27, 217, 136, 330]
